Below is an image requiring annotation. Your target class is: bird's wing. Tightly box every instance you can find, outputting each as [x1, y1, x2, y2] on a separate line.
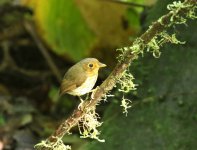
[59, 67, 86, 96]
[59, 80, 77, 95]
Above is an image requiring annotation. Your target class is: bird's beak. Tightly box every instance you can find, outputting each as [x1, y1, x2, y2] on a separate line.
[98, 62, 106, 68]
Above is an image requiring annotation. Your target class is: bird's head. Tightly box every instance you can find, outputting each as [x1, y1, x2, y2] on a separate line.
[80, 58, 106, 76]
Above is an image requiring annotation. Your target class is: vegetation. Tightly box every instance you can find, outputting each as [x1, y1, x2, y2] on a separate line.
[0, 0, 196, 150]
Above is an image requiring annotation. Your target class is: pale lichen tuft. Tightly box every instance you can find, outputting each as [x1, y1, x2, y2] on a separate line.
[167, 1, 197, 25]
[101, 93, 114, 102]
[78, 107, 105, 142]
[147, 36, 161, 58]
[34, 139, 71, 150]
[120, 96, 132, 116]
[130, 38, 145, 57]
[116, 47, 129, 62]
[117, 70, 137, 93]
[116, 69, 136, 115]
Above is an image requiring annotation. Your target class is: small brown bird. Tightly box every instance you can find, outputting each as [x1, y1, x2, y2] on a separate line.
[60, 58, 106, 98]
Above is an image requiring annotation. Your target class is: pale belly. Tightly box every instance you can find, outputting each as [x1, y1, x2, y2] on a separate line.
[67, 74, 98, 96]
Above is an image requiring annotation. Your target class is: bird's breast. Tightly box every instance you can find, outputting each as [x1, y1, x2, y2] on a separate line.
[67, 74, 98, 96]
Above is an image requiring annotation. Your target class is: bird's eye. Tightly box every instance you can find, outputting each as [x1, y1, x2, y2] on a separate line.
[88, 63, 94, 68]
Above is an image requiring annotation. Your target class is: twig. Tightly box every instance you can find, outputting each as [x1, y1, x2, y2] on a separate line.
[24, 20, 62, 83]
[35, 0, 196, 149]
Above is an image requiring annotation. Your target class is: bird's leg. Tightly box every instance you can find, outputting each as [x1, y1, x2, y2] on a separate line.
[78, 96, 84, 102]
[85, 93, 91, 100]
[78, 96, 84, 109]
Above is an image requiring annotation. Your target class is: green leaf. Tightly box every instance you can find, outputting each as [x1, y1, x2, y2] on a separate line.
[34, 0, 95, 61]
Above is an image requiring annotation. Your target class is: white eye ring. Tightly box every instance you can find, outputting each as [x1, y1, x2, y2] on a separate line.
[88, 63, 94, 68]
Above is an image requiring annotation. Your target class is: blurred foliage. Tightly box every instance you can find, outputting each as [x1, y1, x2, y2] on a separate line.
[79, 0, 197, 150]
[21, 0, 144, 62]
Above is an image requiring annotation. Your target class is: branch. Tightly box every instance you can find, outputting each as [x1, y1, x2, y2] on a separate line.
[35, 0, 196, 149]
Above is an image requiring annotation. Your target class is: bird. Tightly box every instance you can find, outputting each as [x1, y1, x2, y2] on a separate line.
[59, 58, 106, 100]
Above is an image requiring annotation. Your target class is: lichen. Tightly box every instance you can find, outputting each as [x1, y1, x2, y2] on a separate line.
[116, 47, 129, 62]
[130, 38, 145, 57]
[120, 96, 132, 116]
[167, 1, 197, 25]
[101, 93, 114, 102]
[146, 30, 186, 58]
[117, 38, 145, 62]
[116, 69, 137, 115]
[146, 36, 161, 58]
[160, 31, 185, 44]
[34, 139, 71, 150]
[78, 107, 105, 142]
[118, 70, 137, 93]
[186, 5, 197, 19]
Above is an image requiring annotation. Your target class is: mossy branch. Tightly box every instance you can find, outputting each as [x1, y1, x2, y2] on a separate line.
[35, 0, 196, 149]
